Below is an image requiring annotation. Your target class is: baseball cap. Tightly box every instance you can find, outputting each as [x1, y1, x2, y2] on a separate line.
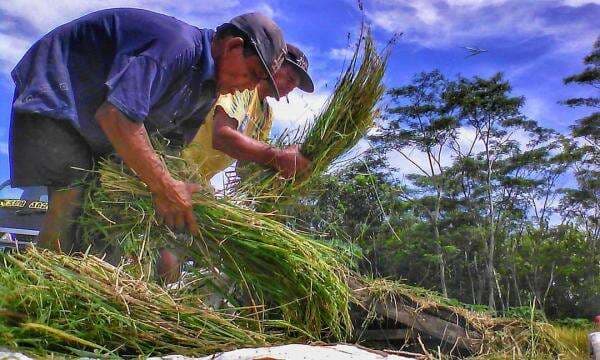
[285, 44, 315, 93]
[227, 12, 287, 100]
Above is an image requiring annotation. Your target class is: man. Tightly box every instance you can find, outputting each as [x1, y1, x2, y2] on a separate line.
[183, 43, 314, 182]
[158, 44, 314, 282]
[9, 8, 311, 254]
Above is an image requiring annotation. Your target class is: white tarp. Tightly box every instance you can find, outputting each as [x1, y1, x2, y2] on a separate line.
[590, 332, 600, 360]
[154, 344, 413, 360]
[1, 344, 415, 360]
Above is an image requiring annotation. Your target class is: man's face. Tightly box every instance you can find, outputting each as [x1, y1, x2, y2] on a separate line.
[274, 64, 300, 98]
[258, 63, 300, 98]
[216, 37, 270, 94]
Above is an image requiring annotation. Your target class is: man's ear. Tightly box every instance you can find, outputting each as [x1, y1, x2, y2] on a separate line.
[223, 37, 245, 55]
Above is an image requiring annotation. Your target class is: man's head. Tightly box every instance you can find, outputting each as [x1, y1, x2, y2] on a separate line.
[212, 13, 286, 98]
[258, 43, 315, 99]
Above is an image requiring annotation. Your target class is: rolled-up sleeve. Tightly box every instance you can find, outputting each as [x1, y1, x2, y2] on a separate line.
[105, 56, 169, 122]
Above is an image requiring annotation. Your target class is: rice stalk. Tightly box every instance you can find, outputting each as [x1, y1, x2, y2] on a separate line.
[0, 248, 290, 358]
[236, 30, 387, 204]
[80, 154, 353, 341]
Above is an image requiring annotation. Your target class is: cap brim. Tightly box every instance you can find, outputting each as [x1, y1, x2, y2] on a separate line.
[288, 62, 314, 93]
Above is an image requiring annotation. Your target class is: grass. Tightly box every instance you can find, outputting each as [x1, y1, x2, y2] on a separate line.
[547, 324, 592, 360]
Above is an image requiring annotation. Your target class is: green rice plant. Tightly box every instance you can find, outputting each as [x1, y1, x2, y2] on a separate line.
[81, 155, 353, 341]
[237, 31, 387, 204]
[0, 248, 290, 358]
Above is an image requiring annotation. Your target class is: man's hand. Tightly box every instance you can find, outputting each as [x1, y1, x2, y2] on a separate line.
[96, 102, 202, 235]
[272, 145, 312, 179]
[211, 108, 311, 179]
[153, 180, 202, 234]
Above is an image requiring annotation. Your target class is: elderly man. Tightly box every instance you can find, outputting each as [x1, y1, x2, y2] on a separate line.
[8, 8, 311, 255]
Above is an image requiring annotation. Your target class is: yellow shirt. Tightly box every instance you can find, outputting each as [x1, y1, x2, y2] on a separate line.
[183, 88, 273, 180]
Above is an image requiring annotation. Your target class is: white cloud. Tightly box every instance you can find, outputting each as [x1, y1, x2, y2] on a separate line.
[365, 0, 599, 52]
[0, 33, 30, 74]
[329, 47, 354, 60]
[268, 89, 329, 131]
[446, 0, 508, 6]
[562, 0, 600, 6]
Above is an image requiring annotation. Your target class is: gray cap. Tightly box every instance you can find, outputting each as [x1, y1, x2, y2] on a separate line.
[228, 12, 287, 100]
[285, 44, 314, 93]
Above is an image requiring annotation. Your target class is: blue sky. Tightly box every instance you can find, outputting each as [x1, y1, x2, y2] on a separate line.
[0, 0, 598, 184]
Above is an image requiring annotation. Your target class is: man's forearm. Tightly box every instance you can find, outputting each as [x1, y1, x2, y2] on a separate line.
[212, 109, 278, 165]
[95, 102, 173, 194]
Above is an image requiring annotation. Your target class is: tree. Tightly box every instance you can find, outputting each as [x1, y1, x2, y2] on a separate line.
[561, 36, 600, 246]
[444, 73, 528, 309]
[371, 71, 459, 297]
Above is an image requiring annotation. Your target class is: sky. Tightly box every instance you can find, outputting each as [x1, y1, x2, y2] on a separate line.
[0, 0, 598, 187]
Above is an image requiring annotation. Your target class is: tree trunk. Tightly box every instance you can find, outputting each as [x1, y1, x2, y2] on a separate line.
[466, 251, 476, 304]
[474, 253, 484, 304]
[511, 244, 522, 307]
[433, 220, 448, 298]
[485, 131, 496, 310]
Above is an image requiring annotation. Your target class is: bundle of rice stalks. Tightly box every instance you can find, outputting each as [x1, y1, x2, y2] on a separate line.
[358, 278, 576, 359]
[0, 248, 289, 358]
[236, 31, 387, 202]
[81, 156, 353, 341]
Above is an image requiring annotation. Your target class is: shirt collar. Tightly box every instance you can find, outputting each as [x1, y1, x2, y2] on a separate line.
[194, 29, 216, 84]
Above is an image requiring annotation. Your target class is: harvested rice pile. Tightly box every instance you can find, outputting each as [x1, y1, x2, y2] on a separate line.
[0, 248, 290, 358]
[357, 278, 577, 359]
[77, 31, 387, 342]
[82, 157, 353, 340]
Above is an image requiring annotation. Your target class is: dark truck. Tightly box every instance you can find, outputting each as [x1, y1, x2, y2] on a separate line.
[0, 180, 48, 251]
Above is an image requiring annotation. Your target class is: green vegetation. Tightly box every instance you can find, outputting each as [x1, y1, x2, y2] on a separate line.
[280, 37, 600, 322]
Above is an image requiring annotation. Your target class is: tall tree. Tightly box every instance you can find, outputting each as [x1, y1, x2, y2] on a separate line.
[445, 73, 526, 309]
[371, 71, 459, 297]
[561, 36, 600, 246]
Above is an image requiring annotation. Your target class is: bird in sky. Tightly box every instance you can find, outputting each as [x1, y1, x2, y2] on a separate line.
[462, 46, 488, 57]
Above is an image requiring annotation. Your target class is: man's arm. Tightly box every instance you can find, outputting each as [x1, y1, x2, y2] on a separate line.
[212, 106, 311, 179]
[95, 102, 200, 234]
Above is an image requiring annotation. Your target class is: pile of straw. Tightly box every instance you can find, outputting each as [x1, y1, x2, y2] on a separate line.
[360, 278, 576, 359]
[81, 156, 353, 340]
[0, 248, 289, 358]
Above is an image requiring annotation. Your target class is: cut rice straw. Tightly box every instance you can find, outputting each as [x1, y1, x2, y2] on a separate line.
[0, 248, 291, 358]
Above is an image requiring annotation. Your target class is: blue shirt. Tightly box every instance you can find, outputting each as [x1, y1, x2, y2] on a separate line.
[10, 8, 217, 154]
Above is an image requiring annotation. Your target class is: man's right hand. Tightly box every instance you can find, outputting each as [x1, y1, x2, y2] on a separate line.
[273, 145, 312, 179]
[96, 103, 203, 236]
[152, 179, 202, 235]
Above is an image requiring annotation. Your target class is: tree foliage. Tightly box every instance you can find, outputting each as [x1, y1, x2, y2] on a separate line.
[282, 42, 600, 319]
